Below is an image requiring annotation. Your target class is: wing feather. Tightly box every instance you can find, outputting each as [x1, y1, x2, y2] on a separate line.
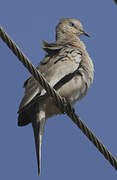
[18, 47, 82, 111]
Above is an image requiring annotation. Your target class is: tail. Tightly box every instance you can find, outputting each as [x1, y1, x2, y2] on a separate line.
[32, 112, 46, 176]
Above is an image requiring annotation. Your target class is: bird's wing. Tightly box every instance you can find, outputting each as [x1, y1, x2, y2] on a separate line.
[18, 46, 82, 112]
[19, 76, 41, 110]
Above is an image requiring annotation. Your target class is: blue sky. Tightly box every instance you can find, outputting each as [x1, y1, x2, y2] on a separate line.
[0, 0, 117, 179]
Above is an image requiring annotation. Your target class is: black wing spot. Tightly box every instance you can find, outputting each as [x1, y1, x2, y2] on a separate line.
[54, 56, 67, 64]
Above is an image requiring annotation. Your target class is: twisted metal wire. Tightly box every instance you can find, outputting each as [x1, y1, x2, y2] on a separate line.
[0, 26, 117, 170]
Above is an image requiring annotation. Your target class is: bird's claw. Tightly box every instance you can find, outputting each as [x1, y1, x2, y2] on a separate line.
[61, 97, 75, 113]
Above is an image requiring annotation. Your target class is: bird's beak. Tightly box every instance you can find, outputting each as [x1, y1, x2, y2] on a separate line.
[82, 30, 90, 37]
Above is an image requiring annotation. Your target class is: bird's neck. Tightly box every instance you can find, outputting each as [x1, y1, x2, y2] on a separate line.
[56, 31, 86, 51]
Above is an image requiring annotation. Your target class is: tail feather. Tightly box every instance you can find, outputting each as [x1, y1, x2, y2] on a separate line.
[32, 114, 46, 176]
[18, 102, 46, 175]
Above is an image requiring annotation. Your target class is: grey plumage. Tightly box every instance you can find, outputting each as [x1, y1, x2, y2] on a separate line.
[18, 18, 94, 175]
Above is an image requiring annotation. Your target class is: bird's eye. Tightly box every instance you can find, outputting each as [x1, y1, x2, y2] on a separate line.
[69, 22, 74, 27]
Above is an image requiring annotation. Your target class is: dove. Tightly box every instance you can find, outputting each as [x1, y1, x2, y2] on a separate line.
[18, 18, 94, 175]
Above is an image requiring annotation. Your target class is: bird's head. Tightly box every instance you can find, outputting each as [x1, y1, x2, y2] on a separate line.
[56, 18, 90, 39]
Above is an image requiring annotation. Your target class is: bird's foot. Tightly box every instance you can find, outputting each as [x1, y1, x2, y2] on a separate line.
[61, 97, 75, 114]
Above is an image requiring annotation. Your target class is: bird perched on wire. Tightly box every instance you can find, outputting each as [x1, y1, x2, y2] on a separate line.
[18, 18, 94, 175]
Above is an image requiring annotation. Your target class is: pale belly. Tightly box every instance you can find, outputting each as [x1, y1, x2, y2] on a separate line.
[42, 74, 88, 119]
[58, 75, 88, 103]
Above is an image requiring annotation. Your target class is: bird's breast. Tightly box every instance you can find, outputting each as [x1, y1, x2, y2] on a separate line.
[57, 73, 88, 104]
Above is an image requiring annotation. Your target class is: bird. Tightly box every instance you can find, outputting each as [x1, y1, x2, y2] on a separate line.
[18, 18, 94, 175]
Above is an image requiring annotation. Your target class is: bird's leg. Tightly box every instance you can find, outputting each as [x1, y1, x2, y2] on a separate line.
[61, 97, 75, 114]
